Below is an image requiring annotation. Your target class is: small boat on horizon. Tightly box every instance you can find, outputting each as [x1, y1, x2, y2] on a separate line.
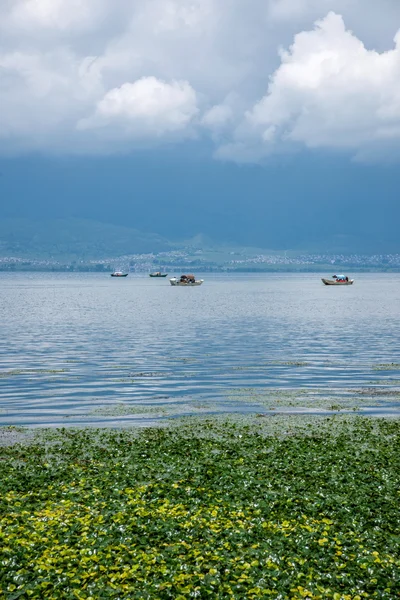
[322, 275, 354, 285]
[170, 274, 203, 286]
[149, 272, 168, 277]
[111, 271, 128, 277]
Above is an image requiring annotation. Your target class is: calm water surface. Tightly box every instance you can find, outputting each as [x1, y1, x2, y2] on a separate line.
[1, 272, 399, 427]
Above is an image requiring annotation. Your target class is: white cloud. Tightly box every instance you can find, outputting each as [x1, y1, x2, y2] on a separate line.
[219, 11, 400, 162]
[0, 50, 103, 152]
[78, 76, 198, 139]
[1, 1, 400, 160]
[202, 105, 233, 130]
[8, 0, 105, 31]
[268, 0, 331, 21]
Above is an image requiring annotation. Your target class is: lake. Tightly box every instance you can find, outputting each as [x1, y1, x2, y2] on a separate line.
[1, 272, 399, 427]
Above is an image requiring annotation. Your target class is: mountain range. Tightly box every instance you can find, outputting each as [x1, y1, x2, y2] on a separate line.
[0, 218, 173, 259]
[0, 218, 398, 262]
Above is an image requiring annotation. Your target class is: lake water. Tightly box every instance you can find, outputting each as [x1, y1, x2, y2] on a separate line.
[1, 272, 399, 427]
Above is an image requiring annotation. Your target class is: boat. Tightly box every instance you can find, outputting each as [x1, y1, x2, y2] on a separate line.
[149, 272, 168, 277]
[170, 274, 204, 286]
[111, 271, 128, 277]
[322, 274, 354, 285]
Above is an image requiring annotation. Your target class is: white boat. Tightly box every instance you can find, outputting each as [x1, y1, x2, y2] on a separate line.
[111, 271, 128, 277]
[322, 275, 354, 285]
[170, 274, 204, 286]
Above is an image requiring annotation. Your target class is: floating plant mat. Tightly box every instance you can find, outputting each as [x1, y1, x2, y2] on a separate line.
[232, 361, 310, 371]
[0, 368, 69, 378]
[84, 404, 168, 417]
[78, 401, 220, 418]
[127, 372, 174, 378]
[373, 363, 400, 371]
[264, 360, 310, 366]
[0, 415, 399, 599]
[369, 379, 400, 385]
[350, 387, 400, 397]
[224, 387, 395, 410]
[107, 370, 196, 381]
[166, 357, 199, 363]
[0, 426, 36, 447]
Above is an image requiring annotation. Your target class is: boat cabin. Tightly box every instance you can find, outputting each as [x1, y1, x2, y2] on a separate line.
[180, 274, 195, 283]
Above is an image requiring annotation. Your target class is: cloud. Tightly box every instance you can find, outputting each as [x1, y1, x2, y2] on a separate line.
[1, 1, 400, 160]
[78, 76, 198, 139]
[218, 11, 400, 162]
[268, 0, 332, 21]
[0, 49, 103, 153]
[202, 104, 233, 130]
[7, 0, 106, 32]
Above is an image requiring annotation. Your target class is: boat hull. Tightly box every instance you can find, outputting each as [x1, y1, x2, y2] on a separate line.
[322, 278, 354, 285]
[149, 274, 168, 277]
[111, 273, 128, 277]
[170, 278, 203, 286]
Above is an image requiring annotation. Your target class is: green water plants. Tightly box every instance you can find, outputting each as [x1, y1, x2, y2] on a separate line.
[0, 416, 399, 599]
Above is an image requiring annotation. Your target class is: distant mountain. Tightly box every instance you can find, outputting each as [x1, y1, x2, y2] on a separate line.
[0, 217, 398, 265]
[294, 234, 400, 255]
[2, 154, 400, 255]
[0, 218, 173, 259]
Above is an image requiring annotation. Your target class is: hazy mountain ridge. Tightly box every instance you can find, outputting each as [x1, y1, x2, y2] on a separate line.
[0, 218, 173, 259]
[0, 219, 399, 272]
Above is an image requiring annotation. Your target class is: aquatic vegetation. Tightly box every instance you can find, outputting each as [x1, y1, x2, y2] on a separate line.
[0, 427, 36, 448]
[232, 366, 261, 371]
[267, 360, 310, 367]
[232, 361, 310, 371]
[82, 401, 217, 418]
[351, 387, 400, 397]
[373, 363, 400, 371]
[226, 388, 318, 400]
[224, 388, 382, 411]
[0, 368, 68, 378]
[130, 372, 172, 378]
[191, 402, 214, 410]
[328, 404, 348, 412]
[88, 404, 168, 416]
[167, 357, 198, 363]
[1, 417, 399, 599]
[369, 379, 400, 386]
[0, 370, 25, 378]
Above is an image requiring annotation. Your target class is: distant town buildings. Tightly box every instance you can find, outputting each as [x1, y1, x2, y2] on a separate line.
[1, 250, 400, 272]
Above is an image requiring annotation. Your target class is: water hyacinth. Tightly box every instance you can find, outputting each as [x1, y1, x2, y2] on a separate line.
[0, 416, 399, 599]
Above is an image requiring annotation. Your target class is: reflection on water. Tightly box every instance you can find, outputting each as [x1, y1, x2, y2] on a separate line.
[0, 272, 399, 427]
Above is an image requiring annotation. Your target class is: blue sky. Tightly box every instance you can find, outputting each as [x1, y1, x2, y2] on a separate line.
[1, 1, 400, 250]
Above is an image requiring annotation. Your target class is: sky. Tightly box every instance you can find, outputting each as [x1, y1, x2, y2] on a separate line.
[1, 0, 400, 251]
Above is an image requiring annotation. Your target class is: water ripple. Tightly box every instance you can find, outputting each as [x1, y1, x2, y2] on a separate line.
[1, 272, 400, 426]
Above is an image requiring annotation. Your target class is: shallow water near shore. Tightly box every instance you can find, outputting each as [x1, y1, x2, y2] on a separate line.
[1, 272, 400, 427]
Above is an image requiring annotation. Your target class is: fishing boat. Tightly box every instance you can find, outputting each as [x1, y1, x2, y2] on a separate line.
[170, 274, 204, 286]
[149, 272, 168, 277]
[322, 275, 354, 285]
[111, 271, 128, 277]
